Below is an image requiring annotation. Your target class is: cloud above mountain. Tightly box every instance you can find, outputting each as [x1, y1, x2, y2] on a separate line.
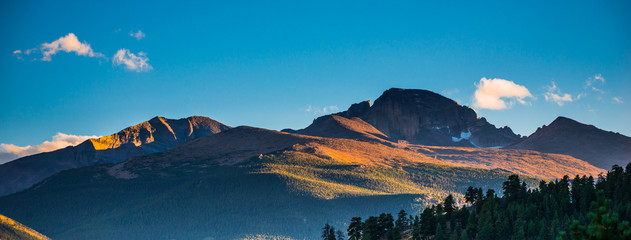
[472, 78, 533, 110]
[129, 30, 145, 40]
[40, 33, 105, 61]
[0, 133, 99, 164]
[305, 105, 339, 115]
[113, 49, 153, 72]
[544, 81, 575, 106]
[13, 33, 152, 72]
[13, 33, 105, 61]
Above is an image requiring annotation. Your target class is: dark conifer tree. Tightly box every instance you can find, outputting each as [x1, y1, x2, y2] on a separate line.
[322, 223, 332, 240]
[347, 217, 363, 240]
[363, 216, 380, 240]
[395, 210, 409, 231]
[336, 229, 344, 240]
[444, 195, 456, 221]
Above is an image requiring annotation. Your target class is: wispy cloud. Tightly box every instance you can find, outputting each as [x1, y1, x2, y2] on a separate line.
[13, 33, 105, 61]
[129, 30, 145, 40]
[441, 89, 460, 96]
[12, 50, 22, 60]
[113, 49, 152, 72]
[613, 97, 623, 104]
[544, 81, 574, 106]
[585, 74, 605, 87]
[0, 133, 99, 164]
[585, 74, 606, 98]
[472, 78, 533, 110]
[305, 105, 339, 115]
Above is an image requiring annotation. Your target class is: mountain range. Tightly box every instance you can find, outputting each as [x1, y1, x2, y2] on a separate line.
[0, 116, 230, 197]
[0, 88, 628, 239]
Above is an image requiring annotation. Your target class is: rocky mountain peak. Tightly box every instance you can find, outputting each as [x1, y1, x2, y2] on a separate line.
[548, 116, 586, 128]
[509, 116, 631, 169]
[330, 88, 522, 147]
[341, 100, 371, 118]
[294, 88, 522, 147]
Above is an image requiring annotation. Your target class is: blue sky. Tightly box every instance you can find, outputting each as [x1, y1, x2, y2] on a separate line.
[1, 0, 630, 160]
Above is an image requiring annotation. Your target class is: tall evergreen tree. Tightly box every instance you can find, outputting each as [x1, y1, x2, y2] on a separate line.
[347, 217, 363, 240]
[396, 210, 409, 231]
[363, 216, 380, 240]
[336, 229, 344, 240]
[322, 223, 332, 240]
[444, 195, 456, 221]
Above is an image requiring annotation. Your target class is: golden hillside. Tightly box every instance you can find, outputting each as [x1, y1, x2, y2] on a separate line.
[0, 214, 50, 240]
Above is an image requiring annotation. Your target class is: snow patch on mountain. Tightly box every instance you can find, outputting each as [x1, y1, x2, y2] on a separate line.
[451, 130, 471, 142]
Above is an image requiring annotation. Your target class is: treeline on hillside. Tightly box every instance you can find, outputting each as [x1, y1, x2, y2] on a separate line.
[323, 163, 631, 240]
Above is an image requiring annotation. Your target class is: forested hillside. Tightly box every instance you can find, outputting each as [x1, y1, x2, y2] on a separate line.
[330, 163, 631, 240]
[0, 214, 50, 240]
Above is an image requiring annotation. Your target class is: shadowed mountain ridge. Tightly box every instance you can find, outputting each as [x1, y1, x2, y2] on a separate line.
[509, 116, 631, 169]
[0, 116, 230, 197]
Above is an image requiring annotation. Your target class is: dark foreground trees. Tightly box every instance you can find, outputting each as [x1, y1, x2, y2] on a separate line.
[323, 163, 631, 240]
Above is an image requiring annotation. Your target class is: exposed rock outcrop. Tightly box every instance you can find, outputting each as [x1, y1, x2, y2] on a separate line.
[0, 116, 230, 197]
[313, 88, 523, 147]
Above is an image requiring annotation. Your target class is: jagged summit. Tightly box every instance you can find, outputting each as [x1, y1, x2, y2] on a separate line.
[301, 88, 523, 147]
[0, 116, 230, 197]
[338, 100, 371, 118]
[86, 115, 230, 152]
[510, 116, 631, 169]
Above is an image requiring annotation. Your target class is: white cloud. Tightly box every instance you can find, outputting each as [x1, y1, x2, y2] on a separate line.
[13, 33, 104, 61]
[12, 48, 37, 60]
[0, 133, 99, 164]
[305, 105, 339, 115]
[130, 30, 145, 40]
[613, 97, 623, 104]
[585, 74, 606, 97]
[441, 89, 460, 96]
[586, 74, 605, 86]
[12, 50, 22, 60]
[575, 93, 585, 100]
[113, 48, 153, 72]
[472, 78, 533, 110]
[325, 105, 339, 113]
[544, 81, 574, 106]
[40, 33, 104, 61]
[591, 86, 605, 94]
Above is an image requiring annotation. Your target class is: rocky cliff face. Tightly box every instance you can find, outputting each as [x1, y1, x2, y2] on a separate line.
[509, 116, 631, 169]
[335, 88, 523, 147]
[0, 116, 230, 197]
[86, 116, 229, 154]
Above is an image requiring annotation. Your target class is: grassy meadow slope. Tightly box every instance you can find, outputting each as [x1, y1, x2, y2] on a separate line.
[0, 214, 50, 240]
